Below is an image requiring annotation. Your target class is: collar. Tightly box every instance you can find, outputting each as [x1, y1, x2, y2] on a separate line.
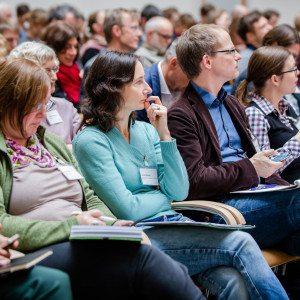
[157, 61, 170, 95]
[191, 81, 227, 108]
[246, 44, 257, 51]
[252, 92, 290, 116]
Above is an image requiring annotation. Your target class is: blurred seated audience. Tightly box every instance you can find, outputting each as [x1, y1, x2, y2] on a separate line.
[263, 9, 280, 27]
[174, 13, 196, 37]
[199, 3, 215, 24]
[206, 8, 231, 29]
[9, 42, 81, 148]
[0, 3, 13, 22]
[16, 4, 30, 39]
[0, 18, 19, 54]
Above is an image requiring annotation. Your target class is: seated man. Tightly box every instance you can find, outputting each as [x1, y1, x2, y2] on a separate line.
[135, 16, 173, 68]
[168, 24, 300, 256]
[137, 39, 189, 123]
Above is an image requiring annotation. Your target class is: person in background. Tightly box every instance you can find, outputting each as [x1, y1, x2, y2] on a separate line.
[174, 13, 196, 37]
[237, 11, 272, 74]
[295, 12, 300, 88]
[263, 9, 280, 27]
[0, 33, 7, 59]
[9, 42, 81, 149]
[0, 224, 73, 300]
[18, 9, 48, 44]
[0, 3, 13, 22]
[162, 7, 179, 35]
[16, 4, 30, 39]
[80, 10, 106, 66]
[135, 16, 173, 68]
[206, 8, 231, 30]
[199, 3, 215, 24]
[73, 50, 289, 299]
[236, 46, 300, 183]
[137, 39, 189, 122]
[41, 21, 82, 109]
[140, 4, 162, 34]
[0, 19, 19, 54]
[0, 57, 206, 300]
[47, 4, 79, 28]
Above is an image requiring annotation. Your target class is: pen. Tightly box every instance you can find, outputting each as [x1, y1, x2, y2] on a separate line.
[130, 219, 142, 227]
[71, 211, 116, 222]
[250, 184, 276, 191]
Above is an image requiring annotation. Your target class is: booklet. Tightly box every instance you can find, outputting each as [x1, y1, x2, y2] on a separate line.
[0, 249, 53, 275]
[135, 221, 255, 230]
[231, 180, 300, 194]
[69, 225, 143, 242]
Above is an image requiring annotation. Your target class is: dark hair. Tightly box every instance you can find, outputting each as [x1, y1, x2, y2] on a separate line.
[237, 10, 262, 42]
[81, 51, 139, 132]
[48, 5, 79, 23]
[263, 24, 300, 48]
[0, 58, 50, 137]
[141, 5, 162, 21]
[236, 46, 291, 107]
[16, 4, 30, 17]
[263, 9, 279, 20]
[88, 11, 98, 34]
[40, 21, 80, 61]
[200, 4, 215, 17]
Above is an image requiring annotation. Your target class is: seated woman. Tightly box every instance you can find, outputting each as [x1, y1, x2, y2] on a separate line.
[9, 41, 81, 149]
[0, 58, 206, 300]
[236, 46, 300, 183]
[73, 50, 289, 299]
[40, 21, 82, 110]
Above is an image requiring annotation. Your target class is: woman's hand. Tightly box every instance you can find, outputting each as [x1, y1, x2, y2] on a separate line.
[0, 224, 19, 266]
[76, 210, 106, 226]
[145, 96, 171, 141]
[113, 220, 133, 227]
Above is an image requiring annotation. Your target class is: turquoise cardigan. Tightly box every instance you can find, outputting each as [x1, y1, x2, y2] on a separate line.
[73, 121, 189, 221]
[0, 126, 116, 252]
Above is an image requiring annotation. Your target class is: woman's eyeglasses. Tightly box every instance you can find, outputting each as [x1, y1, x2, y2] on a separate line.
[45, 66, 59, 74]
[36, 100, 55, 112]
[278, 67, 298, 75]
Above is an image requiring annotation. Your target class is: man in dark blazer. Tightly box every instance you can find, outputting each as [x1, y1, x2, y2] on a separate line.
[168, 24, 300, 256]
[137, 39, 189, 123]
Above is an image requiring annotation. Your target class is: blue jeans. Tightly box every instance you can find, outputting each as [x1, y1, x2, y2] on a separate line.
[143, 215, 288, 300]
[214, 188, 300, 255]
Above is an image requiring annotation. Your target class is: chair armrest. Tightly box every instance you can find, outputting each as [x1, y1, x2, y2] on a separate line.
[172, 200, 246, 225]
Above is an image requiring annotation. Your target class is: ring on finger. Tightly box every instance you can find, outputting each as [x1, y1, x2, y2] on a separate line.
[91, 220, 100, 225]
[156, 106, 160, 110]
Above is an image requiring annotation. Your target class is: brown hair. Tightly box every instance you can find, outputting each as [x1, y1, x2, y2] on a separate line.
[263, 24, 300, 48]
[0, 58, 50, 137]
[237, 10, 262, 42]
[81, 51, 139, 132]
[40, 21, 80, 60]
[176, 24, 223, 79]
[236, 46, 292, 107]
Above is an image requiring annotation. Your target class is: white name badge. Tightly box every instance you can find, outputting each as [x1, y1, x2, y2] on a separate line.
[46, 110, 63, 125]
[140, 168, 158, 186]
[57, 165, 83, 180]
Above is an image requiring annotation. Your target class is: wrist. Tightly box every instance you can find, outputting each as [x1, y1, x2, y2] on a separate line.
[159, 130, 172, 141]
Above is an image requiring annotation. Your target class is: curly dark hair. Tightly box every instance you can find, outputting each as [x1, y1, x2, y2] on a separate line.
[81, 51, 140, 132]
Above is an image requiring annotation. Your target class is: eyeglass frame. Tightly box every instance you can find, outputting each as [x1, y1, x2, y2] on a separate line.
[154, 31, 173, 40]
[278, 66, 298, 75]
[210, 48, 237, 56]
[35, 99, 55, 112]
[44, 65, 59, 74]
[119, 24, 141, 33]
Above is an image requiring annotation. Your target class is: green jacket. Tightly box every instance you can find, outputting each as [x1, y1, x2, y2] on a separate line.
[0, 126, 116, 252]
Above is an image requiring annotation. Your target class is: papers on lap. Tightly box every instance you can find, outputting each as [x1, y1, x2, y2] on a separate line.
[231, 180, 300, 194]
[69, 225, 143, 242]
[0, 249, 53, 275]
[135, 221, 255, 230]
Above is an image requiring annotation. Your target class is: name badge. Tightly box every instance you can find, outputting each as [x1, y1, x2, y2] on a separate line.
[57, 165, 83, 180]
[295, 119, 300, 131]
[46, 110, 63, 125]
[140, 168, 158, 186]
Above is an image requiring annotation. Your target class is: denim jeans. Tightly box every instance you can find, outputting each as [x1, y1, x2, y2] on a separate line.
[143, 215, 289, 300]
[214, 188, 300, 255]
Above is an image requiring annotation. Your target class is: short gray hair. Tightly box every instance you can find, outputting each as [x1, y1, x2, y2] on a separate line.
[144, 16, 172, 34]
[163, 39, 177, 62]
[8, 41, 59, 66]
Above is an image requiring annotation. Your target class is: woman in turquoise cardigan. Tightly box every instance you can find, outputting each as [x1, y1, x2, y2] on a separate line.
[73, 50, 289, 299]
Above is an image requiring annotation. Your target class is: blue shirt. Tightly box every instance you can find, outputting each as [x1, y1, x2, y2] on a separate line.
[191, 81, 246, 163]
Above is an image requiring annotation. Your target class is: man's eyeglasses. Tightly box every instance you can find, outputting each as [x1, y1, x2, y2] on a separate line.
[45, 66, 59, 74]
[36, 100, 55, 112]
[211, 48, 237, 56]
[120, 25, 141, 32]
[155, 31, 173, 40]
[278, 67, 298, 75]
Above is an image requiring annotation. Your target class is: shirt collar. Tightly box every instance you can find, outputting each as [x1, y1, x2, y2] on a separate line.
[252, 92, 290, 116]
[191, 81, 227, 108]
[157, 61, 170, 95]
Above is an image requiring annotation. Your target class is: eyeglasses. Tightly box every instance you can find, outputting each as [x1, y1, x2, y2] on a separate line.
[155, 31, 173, 40]
[278, 67, 298, 75]
[36, 100, 55, 112]
[211, 48, 237, 57]
[120, 25, 141, 32]
[45, 66, 59, 74]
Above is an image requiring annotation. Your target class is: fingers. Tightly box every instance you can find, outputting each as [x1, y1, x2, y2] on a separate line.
[146, 96, 162, 105]
[113, 220, 133, 227]
[147, 103, 167, 122]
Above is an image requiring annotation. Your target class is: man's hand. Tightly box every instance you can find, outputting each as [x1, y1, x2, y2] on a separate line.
[250, 149, 284, 178]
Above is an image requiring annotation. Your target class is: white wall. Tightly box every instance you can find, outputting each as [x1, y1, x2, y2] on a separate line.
[7, 0, 300, 26]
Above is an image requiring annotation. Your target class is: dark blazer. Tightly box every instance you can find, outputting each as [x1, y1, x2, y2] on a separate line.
[136, 63, 161, 123]
[168, 83, 287, 199]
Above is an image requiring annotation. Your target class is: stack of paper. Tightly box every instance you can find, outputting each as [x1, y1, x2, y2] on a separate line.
[69, 225, 143, 242]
